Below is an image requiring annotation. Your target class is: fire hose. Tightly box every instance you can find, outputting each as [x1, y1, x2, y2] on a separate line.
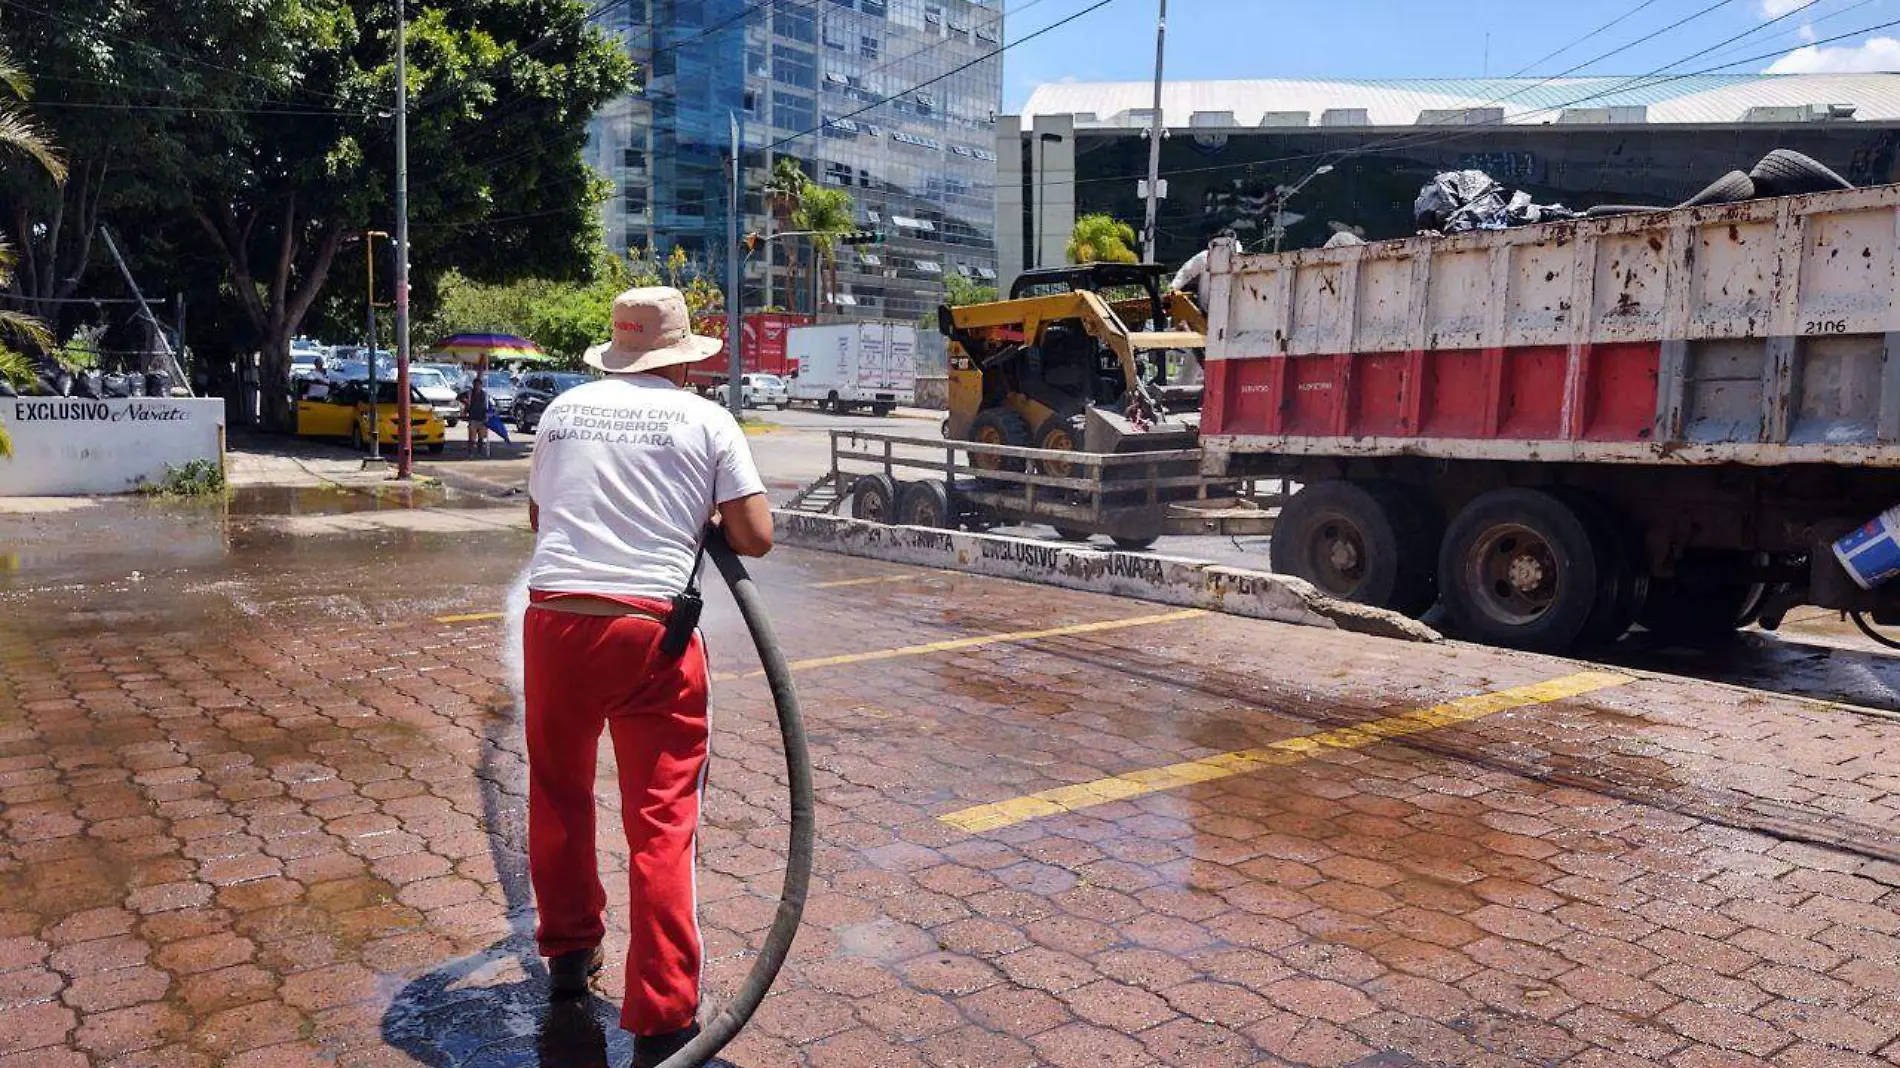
[658, 536, 814, 1068]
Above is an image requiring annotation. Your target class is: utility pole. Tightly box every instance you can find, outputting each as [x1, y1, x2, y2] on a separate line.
[393, 0, 415, 479]
[726, 111, 745, 421]
[99, 226, 191, 395]
[1141, 0, 1168, 263]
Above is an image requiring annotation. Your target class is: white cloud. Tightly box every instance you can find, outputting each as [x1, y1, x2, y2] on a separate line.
[1758, 0, 1810, 16]
[1797, 23, 1817, 43]
[1765, 35, 1900, 72]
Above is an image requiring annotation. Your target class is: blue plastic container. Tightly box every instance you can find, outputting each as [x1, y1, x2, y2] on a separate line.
[1832, 505, 1900, 590]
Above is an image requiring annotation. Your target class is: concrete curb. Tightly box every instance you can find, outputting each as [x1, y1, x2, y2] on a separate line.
[773, 511, 1439, 643]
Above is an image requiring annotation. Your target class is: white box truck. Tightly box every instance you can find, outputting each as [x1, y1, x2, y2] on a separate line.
[788, 321, 917, 415]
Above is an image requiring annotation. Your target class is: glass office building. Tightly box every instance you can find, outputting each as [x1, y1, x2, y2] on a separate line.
[585, 0, 1004, 324]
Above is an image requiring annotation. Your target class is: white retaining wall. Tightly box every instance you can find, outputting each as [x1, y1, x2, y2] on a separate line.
[774, 511, 1439, 642]
[0, 397, 225, 496]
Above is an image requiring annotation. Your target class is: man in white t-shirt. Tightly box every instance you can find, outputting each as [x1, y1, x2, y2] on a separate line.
[523, 287, 772, 1068]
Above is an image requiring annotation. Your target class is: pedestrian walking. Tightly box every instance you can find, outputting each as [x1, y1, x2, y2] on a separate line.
[466, 360, 489, 457]
[522, 287, 773, 1067]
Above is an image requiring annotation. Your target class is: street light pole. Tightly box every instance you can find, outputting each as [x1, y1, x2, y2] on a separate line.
[393, 0, 414, 480]
[727, 111, 744, 422]
[1270, 163, 1334, 254]
[1141, 0, 1168, 263]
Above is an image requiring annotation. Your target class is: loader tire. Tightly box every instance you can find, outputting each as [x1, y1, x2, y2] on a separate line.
[1679, 170, 1756, 208]
[1033, 414, 1087, 479]
[968, 408, 1031, 475]
[1749, 149, 1852, 197]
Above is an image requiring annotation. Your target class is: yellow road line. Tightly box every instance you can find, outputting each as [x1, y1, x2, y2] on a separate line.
[810, 574, 921, 589]
[939, 670, 1634, 833]
[435, 611, 506, 624]
[714, 609, 1206, 682]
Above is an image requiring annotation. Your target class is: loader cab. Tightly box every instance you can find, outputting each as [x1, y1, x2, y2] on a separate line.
[1008, 263, 1170, 329]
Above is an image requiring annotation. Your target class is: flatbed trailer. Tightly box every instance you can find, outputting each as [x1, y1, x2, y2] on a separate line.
[1199, 181, 1900, 651]
[787, 429, 1278, 548]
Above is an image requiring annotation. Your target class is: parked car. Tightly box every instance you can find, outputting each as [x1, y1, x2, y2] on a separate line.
[294, 378, 446, 453]
[477, 369, 518, 416]
[421, 362, 471, 392]
[513, 371, 596, 432]
[407, 366, 463, 427]
[741, 372, 789, 410]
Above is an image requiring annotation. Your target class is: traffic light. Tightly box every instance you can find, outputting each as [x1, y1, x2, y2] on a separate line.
[742, 232, 762, 253]
[840, 229, 885, 246]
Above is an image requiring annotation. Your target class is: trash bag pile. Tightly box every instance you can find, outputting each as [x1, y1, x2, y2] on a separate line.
[1415, 148, 1855, 236]
[1414, 170, 1577, 234]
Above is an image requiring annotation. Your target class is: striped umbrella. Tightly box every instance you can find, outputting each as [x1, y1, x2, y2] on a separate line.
[424, 332, 551, 365]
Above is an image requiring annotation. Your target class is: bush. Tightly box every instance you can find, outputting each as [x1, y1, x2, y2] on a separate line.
[141, 459, 226, 498]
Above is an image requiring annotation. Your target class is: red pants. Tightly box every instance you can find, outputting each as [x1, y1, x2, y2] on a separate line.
[524, 593, 708, 1036]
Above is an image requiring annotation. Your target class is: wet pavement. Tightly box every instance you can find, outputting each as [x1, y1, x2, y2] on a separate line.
[5, 491, 1900, 1066]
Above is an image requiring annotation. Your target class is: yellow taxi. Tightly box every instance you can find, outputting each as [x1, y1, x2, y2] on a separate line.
[295, 378, 447, 453]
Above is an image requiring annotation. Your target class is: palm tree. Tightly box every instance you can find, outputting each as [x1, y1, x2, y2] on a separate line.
[1066, 213, 1139, 265]
[764, 159, 807, 311]
[792, 184, 856, 313]
[0, 48, 66, 457]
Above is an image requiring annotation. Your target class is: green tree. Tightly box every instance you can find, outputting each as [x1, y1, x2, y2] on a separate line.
[0, 0, 633, 430]
[916, 270, 996, 330]
[0, 45, 64, 457]
[1066, 213, 1139, 265]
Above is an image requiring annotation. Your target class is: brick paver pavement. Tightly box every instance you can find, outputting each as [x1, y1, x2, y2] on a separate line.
[4, 536, 1900, 1067]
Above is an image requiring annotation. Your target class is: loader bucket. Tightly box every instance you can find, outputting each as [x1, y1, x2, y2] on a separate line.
[1083, 406, 1200, 455]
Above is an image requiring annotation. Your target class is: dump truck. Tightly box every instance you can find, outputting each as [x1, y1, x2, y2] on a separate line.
[939, 262, 1209, 467]
[1197, 182, 1900, 652]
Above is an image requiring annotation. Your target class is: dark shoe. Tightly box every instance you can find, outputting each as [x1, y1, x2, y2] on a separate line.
[631, 1022, 700, 1068]
[547, 945, 603, 996]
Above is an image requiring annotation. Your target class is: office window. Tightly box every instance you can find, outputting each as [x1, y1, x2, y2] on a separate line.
[772, 91, 816, 133]
[860, 0, 886, 15]
[747, 49, 768, 77]
[676, 186, 705, 218]
[772, 45, 816, 89]
[774, 1, 815, 43]
[860, 34, 880, 59]
[622, 147, 647, 170]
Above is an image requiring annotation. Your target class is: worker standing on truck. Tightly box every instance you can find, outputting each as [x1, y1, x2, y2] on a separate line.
[521, 287, 774, 1068]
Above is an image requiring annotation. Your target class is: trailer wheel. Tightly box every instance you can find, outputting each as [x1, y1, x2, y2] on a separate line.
[968, 408, 1032, 474]
[1552, 489, 1648, 646]
[1271, 480, 1436, 616]
[1110, 536, 1158, 552]
[849, 474, 898, 524]
[897, 480, 954, 528]
[1439, 488, 1600, 652]
[1052, 527, 1094, 542]
[1639, 578, 1766, 646]
[1749, 149, 1853, 197]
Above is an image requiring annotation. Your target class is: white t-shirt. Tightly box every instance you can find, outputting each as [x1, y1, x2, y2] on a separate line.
[527, 374, 766, 599]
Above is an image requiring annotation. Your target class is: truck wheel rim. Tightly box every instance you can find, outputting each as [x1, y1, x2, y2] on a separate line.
[1306, 515, 1367, 595]
[1470, 523, 1560, 626]
[861, 493, 888, 522]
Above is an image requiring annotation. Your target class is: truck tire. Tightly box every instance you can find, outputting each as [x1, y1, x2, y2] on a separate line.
[968, 408, 1032, 474]
[1639, 578, 1766, 646]
[1553, 489, 1647, 646]
[1034, 414, 1086, 479]
[1749, 149, 1852, 197]
[897, 480, 954, 528]
[1438, 488, 1600, 653]
[1271, 480, 1436, 616]
[1679, 170, 1755, 208]
[849, 474, 897, 524]
[825, 390, 841, 414]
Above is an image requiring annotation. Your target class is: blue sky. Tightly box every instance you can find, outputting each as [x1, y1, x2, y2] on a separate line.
[1001, 0, 1900, 111]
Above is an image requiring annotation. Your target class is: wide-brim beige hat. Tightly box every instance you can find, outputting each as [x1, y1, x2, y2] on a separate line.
[583, 285, 724, 374]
